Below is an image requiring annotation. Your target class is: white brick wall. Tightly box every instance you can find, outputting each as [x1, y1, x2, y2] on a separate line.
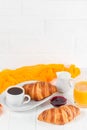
[0, 0, 87, 69]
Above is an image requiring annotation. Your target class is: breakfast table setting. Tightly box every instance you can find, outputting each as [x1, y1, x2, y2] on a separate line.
[0, 64, 87, 130]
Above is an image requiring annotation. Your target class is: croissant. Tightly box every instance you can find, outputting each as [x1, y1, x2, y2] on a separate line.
[38, 105, 80, 125]
[0, 104, 3, 115]
[23, 81, 57, 101]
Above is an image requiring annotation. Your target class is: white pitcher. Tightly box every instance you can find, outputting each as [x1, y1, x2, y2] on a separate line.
[56, 71, 73, 93]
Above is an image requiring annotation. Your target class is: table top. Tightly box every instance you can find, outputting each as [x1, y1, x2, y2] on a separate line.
[0, 69, 87, 130]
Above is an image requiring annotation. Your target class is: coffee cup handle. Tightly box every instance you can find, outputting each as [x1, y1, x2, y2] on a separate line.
[23, 95, 31, 104]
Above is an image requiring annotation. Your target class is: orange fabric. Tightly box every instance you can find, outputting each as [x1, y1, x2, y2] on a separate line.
[0, 64, 80, 93]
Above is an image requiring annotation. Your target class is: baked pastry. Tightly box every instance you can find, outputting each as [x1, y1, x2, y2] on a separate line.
[0, 104, 3, 115]
[38, 105, 80, 125]
[23, 81, 57, 101]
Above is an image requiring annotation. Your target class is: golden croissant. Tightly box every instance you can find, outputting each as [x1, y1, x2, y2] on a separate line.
[38, 105, 80, 125]
[0, 104, 3, 115]
[23, 81, 57, 101]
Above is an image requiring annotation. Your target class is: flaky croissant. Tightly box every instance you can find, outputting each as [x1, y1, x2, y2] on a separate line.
[23, 81, 57, 101]
[0, 104, 3, 115]
[38, 105, 80, 125]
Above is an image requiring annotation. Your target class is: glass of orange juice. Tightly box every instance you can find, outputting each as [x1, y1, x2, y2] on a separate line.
[74, 81, 87, 107]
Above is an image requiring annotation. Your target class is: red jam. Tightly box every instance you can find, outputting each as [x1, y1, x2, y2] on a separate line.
[50, 96, 67, 107]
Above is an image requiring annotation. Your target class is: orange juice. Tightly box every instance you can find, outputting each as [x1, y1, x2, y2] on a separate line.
[74, 81, 87, 107]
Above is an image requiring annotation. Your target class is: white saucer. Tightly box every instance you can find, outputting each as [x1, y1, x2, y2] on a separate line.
[1, 92, 58, 112]
[0, 80, 58, 112]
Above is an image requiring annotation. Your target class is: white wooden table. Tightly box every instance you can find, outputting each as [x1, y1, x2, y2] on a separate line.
[0, 69, 87, 130]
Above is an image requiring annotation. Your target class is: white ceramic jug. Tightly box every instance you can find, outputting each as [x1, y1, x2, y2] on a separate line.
[56, 71, 73, 93]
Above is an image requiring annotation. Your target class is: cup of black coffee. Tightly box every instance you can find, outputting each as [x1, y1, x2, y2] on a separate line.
[6, 86, 31, 106]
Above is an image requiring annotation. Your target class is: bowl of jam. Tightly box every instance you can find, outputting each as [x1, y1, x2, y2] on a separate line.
[50, 96, 67, 107]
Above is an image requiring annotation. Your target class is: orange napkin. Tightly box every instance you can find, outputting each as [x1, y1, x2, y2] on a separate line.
[0, 64, 80, 93]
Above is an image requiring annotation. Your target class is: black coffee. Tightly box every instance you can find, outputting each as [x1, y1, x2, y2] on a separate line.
[7, 87, 23, 95]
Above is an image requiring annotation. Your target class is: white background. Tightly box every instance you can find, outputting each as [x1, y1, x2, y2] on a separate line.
[0, 0, 87, 70]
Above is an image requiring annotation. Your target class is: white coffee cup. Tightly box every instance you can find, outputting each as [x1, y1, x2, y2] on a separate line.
[56, 71, 73, 93]
[6, 86, 31, 106]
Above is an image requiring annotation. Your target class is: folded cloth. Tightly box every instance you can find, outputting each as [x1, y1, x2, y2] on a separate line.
[0, 64, 80, 93]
